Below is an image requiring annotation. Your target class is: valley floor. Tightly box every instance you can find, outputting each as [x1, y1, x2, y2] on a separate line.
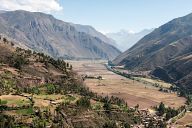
[69, 60, 186, 109]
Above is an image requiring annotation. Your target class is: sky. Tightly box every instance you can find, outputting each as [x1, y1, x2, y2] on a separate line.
[1, 0, 192, 33]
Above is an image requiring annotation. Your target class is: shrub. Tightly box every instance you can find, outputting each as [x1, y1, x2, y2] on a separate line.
[103, 102, 112, 112]
[46, 83, 56, 94]
[76, 97, 90, 108]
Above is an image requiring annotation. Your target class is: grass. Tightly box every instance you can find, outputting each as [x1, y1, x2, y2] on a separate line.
[91, 102, 103, 110]
[0, 95, 31, 107]
[16, 107, 34, 115]
[65, 95, 76, 101]
[33, 94, 76, 101]
[33, 94, 64, 100]
[0, 99, 8, 105]
[7, 99, 31, 107]
[133, 77, 172, 89]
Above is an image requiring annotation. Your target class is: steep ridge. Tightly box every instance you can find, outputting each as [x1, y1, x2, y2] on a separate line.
[71, 23, 117, 47]
[113, 13, 192, 70]
[0, 10, 121, 60]
[151, 36, 192, 89]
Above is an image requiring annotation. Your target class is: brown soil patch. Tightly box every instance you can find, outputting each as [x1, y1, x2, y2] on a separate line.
[176, 112, 192, 127]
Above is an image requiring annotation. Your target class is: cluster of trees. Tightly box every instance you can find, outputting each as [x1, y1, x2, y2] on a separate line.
[0, 36, 14, 46]
[147, 119, 167, 128]
[156, 102, 180, 120]
[0, 73, 17, 95]
[186, 95, 192, 105]
[8, 54, 29, 70]
[15, 47, 73, 72]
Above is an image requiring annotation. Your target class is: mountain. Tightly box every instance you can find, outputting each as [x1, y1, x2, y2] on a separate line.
[150, 36, 192, 89]
[70, 23, 117, 47]
[106, 29, 154, 51]
[0, 10, 121, 60]
[113, 13, 192, 71]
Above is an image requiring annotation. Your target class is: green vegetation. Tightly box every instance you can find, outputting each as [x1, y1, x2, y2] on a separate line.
[157, 102, 166, 116]
[0, 99, 7, 105]
[76, 97, 91, 108]
[103, 101, 112, 112]
[16, 107, 34, 115]
[156, 102, 184, 120]
[46, 83, 56, 94]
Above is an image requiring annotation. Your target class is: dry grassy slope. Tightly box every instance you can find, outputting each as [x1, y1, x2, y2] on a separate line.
[113, 13, 192, 70]
[0, 36, 73, 88]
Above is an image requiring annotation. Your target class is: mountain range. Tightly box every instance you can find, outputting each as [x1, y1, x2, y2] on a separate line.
[106, 29, 154, 51]
[0, 10, 121, 60]
[113, 13, 192, 90]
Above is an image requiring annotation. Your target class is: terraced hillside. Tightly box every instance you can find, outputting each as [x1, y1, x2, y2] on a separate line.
[0, 36, 147, 127]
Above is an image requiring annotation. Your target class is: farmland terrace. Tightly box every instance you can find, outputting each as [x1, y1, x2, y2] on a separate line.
[69, 60, 186, 109]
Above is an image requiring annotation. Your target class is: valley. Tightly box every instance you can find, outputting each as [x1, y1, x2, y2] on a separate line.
[69, 60, 186, 109]
[0, 2, 192, 127]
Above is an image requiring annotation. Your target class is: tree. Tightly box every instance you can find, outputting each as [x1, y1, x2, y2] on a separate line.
[70, 65, 72, 70]
[158, 102, 165, 116]
[11, 55, 28, 70]
[124, 122, 131, 128]
[66, 63, 69, 68]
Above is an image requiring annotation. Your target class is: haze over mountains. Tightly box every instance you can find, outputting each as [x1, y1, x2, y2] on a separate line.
[113, 13, 192, 89]
[106, 29, 154, 51]
[0, 10, 121, 60]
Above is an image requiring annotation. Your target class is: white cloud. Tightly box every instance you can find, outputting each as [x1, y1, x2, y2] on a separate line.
[0, 0, 63, 13]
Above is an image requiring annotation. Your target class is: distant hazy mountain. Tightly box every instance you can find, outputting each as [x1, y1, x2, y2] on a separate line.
[106, 29, 154, 51]
[0, 10, 121, 60]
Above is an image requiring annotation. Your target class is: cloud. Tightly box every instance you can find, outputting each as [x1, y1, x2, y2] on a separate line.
[0, 0, 63, 13]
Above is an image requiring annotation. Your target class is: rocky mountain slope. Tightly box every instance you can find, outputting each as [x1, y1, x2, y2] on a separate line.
[112, 13, 192, 90]
[151, 37, 192, 90]
[113, 13, 192, 70]
[71, 23, 117, 47]
[0, 10, 121, 60]
[106, 29, 153, 51]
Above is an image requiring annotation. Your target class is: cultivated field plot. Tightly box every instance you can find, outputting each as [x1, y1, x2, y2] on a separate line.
[175, 112, 192, 128]
[0, 95, 31, 107]
[69, 60, 186, 109]
[133, 77, 172, 89]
